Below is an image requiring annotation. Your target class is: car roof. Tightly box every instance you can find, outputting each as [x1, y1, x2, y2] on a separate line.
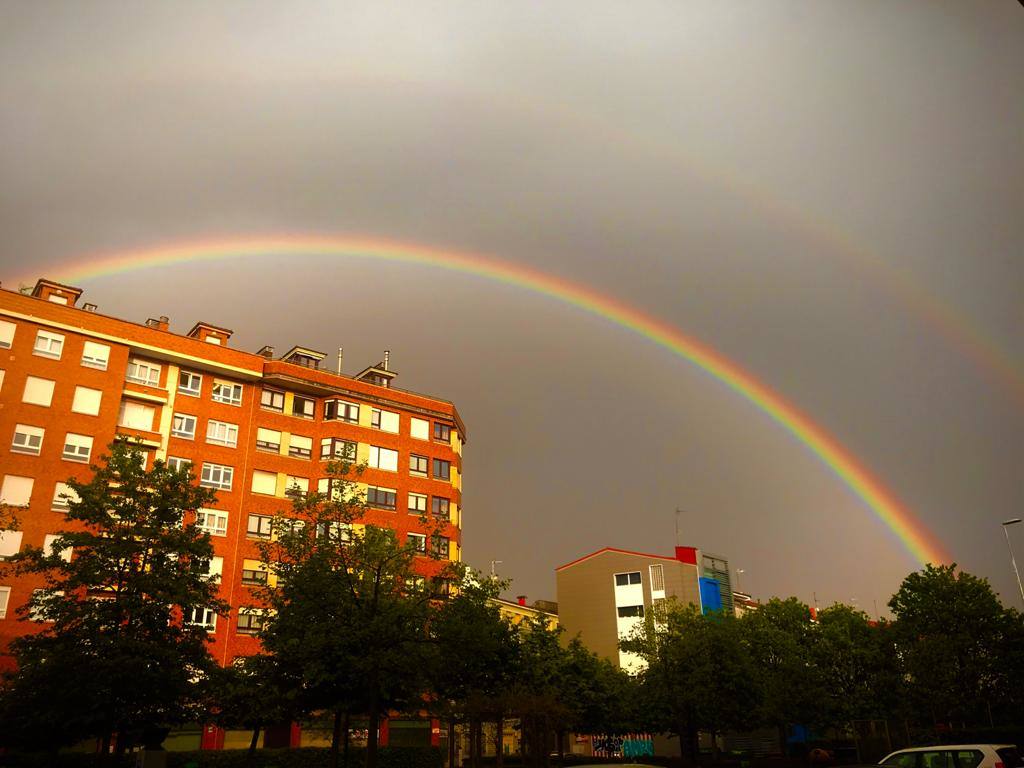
[887, 746, 1014, 753]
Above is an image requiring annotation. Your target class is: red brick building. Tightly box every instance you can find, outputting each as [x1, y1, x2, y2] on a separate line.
[0, 278, 465, 697]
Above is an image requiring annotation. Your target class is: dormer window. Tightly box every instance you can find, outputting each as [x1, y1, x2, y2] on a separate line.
[281, 346, 327, 370]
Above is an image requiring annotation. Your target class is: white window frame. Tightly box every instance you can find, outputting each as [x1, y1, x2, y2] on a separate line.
[178, 370, 203, 397]
[81, 341, 110, 370]
[33, 330, 65, 360]
[211, 380, 243, 406]
[371, 408, 400, 433]
[251, 470, 277, 495]
[126, 359, 161, 387]
[184, 605, 218, 631]
[196, 508, 229, 536]
[0, 530, 24, 559]
[206, 420, 239, 448]
[410, 417, 429, 441]
[256, 428, 281, 452]
[325, 399, 359, 423]
[407, 532, 427, 552]
[368, 446, 399, 472]
[118, 401, 156, 432]
[0, 586, 10, 619]
[51, 482, 79, 512]
[0, 320, 14, 349]
[408, 492, 428, 515]
[285, 476, 309, 497]
[199, 463, 233, 491]
[11, 424, 44, 455]
[166, 456, 192, 473]
[171, 413, 197, 439]
[22, 376, 55, 407]
[72, 386, 103, 416]
[292, 395, 315, 419]
[1, 475, 34, 507]
[62, 433, 93, 463]
[288, 434, 312, 459]
[43, 534, 72, 562]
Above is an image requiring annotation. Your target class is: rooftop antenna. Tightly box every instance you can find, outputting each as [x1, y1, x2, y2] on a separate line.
[337, 347, 343, 374]
[490, 560, 502, 578]
[383, 349, 390, 371]
[675, 508, 681, 545]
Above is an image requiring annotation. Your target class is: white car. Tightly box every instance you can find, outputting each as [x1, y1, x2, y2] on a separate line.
[880, 745, 1021, 768]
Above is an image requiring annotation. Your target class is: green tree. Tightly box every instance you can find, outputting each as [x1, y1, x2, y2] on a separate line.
[813, 605, 904, 731]
[739, 597, 822, 751]
[622, 603, 759, 761]
[256, 461, 456, 768]
[0, 442, 226, 763]
[889, 564, 1005, 728]
[428, 576, 520, 768]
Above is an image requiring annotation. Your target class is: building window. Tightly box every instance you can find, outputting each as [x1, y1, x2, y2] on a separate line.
[80, 341, 110, 370]
[433, 423, 451, 443]
[317, 478, 346, 500]
[251, 470, 277, 495]
[433, 459, 451, 481]
[256, 428, 281, 452]
[166, 456, 191, 473]
[292, 396, 315, 419]
[617, 605, 644, 618]
[368, 446, 398, 472]
[431, 535, 450, 558]
[62, 433, 93, 463]
[51, 482, 79, 512]
[408, 493, 428, 515]
[324, 399, 358, 423]
[171, 413, 197, 439]
[0, 530, 24, 559]
[614, 572, 642, 587]
[0, 586, 10, 619]
[316, 520, 352, 543]
[649, 564, 665, 592]
[33, 330, 65, 360]
[241, 567, 269, 586]
[236, 609, 266, 634]
[71, 386, 102, 416]
[178, 371, 202, 397]
[366, 486, 397, 510]
[196, 508, 228, 536]
[22, 376, 55, 407]
[247, 514, 273, 539]
[11, 424, 44, 455]
[407, 533, 426, 552]
[370, 408, 399, 433]
[409, 454, 429, 476]
[118, 401, 156, 431]
[288, 434, 312, 459]
[1, 476, 34, 507]
[211, 381, 243, 406]
[184, 606, 217, 631]
[199, 464, 233, 491]
[126, 359, 161, 387]
[260, 388, 285, 412]
[206, 420, 239, 448]
[431, 497, 450, 519]
[0, 320, 15, 349]
[410, 417, 429, 441]
[284, 476, 309, 498]
[320, 438, 357, 461]
[43, 534, 72, 563]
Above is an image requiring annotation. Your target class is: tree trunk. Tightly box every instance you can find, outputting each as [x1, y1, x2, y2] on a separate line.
[556, 728, 565, 767]
[711, 730, 720, 763]
[495, 713, 505, 768]
[245, 724, 261, 768]
[471, 718, 481, 768]
[114, 728, 128, 758]
[343, 710, 351, 768]
[367, 691, 382, 768]
[447, 720, 457, 768]
[97, 732, 112, 768]
[332, 708, 344, 768]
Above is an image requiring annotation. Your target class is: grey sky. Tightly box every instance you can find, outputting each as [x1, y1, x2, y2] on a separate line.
[2, 1, 1022, 612]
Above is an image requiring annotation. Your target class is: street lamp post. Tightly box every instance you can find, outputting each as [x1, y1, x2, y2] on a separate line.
[1002, 519, 1024, 607]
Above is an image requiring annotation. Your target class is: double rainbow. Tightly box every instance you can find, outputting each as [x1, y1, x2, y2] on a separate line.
[18, 234, 950, 565]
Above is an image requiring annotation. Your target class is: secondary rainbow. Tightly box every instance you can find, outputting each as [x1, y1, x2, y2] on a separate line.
[21, 235, 951, 566]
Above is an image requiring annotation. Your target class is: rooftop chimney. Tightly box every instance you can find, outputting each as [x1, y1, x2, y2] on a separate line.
[383, 349, 390, 371]
[257, 345, 275, 359]
[83, 303, 97, 312]
[517, 595, 527, 607]
[145, 317, 169, 331]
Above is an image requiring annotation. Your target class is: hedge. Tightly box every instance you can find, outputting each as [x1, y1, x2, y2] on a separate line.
[0, 747, 442, 768]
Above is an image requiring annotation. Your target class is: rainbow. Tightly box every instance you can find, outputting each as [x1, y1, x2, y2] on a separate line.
[17, 235, 951, 565]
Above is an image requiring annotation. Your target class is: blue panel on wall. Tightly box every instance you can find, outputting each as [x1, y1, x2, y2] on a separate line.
[699, 577, 723, 614]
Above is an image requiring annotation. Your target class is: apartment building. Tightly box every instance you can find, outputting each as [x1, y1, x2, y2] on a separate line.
[0, 278, 465, 672]
[555, 545, 726, 671]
